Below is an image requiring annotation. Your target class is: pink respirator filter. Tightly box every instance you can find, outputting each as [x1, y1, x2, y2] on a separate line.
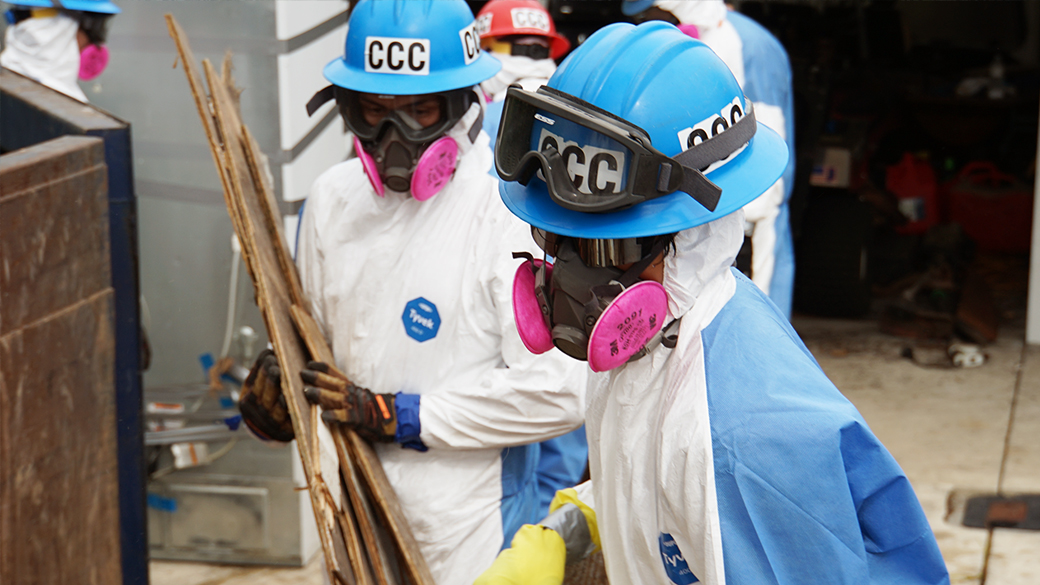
[410, 137, 458, 201]
[587, 280, 668, 372]
[79, 44, 109, 81]
[512, 259, 555, 354]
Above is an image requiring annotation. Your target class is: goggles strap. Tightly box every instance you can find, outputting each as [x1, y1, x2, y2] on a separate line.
[468, 100, 484, 144]
[512, 43, 550, 60]
[306, 85, 335, 117]
[668, 100, 758, 211]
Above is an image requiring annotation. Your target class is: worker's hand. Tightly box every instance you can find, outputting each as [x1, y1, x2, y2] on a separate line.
[302, 362, 397, 443]
[239, 349, 295, 442]
[474, 524, 566, 585]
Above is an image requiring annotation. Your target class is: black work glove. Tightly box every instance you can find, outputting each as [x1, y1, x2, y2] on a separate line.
[301, 361, 397, 444]
[239, 349, 295, 442]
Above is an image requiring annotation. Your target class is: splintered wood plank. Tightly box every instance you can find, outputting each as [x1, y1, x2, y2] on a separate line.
[163, 16, 252, 281]
[168, 15, 433, 585]
[334, 432, 391, 585]
[346, 432, 436, 585]
[203, 57, 353, 584]
[291, 303, 392, 584]
[167, 16, 351, 584]
[241, 123, 305, 308]
[291, 304, 431, 585]
[290, 304, 348, 379]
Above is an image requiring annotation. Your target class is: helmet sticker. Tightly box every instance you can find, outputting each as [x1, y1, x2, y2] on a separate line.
[675, 97, 748, 171]
[402, 297, 441, 342]
[475, 13, 493, 36]
[459, 22, 481, 65]
[537, 128, 626, 196]
[364, 36, 430, 75]
[511, 8, 551, 32]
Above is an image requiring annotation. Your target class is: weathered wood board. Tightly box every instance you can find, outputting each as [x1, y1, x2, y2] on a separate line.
[0, 135, 121, 585]
[166, 15, 434, 585]
[564, 551, 609, 585]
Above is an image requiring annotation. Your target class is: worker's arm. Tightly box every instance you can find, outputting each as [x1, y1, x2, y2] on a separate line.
[408, 210, 587, 451]
[475, 482, 599, 584]
[295, 167, 585, 452]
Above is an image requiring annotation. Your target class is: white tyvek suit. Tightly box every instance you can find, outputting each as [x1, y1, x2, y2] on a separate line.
[0, 13, 86, 102]
[658, 0, 795, 310]
[655, 0, 744, 86]
[480, 53, 557, 102]
[480, 53, 591, 516]
[296, 104, 586, 584]
[570, 212, 947, 583]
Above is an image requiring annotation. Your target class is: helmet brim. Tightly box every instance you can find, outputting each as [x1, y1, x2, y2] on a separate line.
[500, 122, 789, 239]
[7, 0, 122, 13]
[324, 52, 502, 95]
[549, 33, 571, 60]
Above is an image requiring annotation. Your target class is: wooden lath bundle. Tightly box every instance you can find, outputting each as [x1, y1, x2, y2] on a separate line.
[165, 15, 434, 585]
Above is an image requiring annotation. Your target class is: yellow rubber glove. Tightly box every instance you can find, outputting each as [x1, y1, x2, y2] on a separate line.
[473, 524, 566, 585]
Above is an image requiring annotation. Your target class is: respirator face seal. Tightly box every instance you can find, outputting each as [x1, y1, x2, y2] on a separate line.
[326, 87, 478, 199]
[336, 86, 476, 144]
[512, 231, 674, 372]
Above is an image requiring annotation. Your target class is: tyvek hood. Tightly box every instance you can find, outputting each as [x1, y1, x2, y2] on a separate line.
[480, 53, 557, 102]
[0, 14, 87, 102]
[654, 0, 727, 29]
[444, 89, 489, 159]
[663, 208, 745, 321]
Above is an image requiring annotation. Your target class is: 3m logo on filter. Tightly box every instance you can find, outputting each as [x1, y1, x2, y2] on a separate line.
[511, 8, 550, 32]
[459, 22, 480, 65]
[365, 36, 430, 75]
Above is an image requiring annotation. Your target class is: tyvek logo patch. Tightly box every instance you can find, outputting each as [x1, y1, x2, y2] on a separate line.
[659, 533, 699, 584]
[402, 297, 440, 342]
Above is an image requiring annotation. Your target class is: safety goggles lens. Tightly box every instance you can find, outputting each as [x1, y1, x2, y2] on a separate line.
[496, 86, 666, 213]
[337, 88, 459, 142]
[497, 85, 743, 214]
[529, 114, 632, 199]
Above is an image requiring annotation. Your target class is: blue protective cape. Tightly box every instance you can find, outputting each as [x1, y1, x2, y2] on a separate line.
[702, 273, 950, 584]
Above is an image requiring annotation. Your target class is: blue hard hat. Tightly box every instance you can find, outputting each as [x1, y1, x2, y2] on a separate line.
[3, 0, 120, 14]
[499, 21, 789, 239]
[620, 0, 655, 17]
[324, 0, 501, 95]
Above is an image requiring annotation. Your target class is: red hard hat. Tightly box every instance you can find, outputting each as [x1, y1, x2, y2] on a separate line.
[475, 0, 571, 59]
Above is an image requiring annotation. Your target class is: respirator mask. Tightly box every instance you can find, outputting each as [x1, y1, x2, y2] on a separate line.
[512, 228, 678, 372]
[75, 11, 112, 80]
[308, 85, 482, 200]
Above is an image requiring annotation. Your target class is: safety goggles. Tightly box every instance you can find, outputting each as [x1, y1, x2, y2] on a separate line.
[532, 227, 663, 268]
[495, 85, 757, 214]
[484, 37, 552, 60]
[307, 86, 476, 143]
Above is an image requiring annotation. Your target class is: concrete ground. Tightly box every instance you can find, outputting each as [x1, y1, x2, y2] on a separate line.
[149, 315, 1040, 585]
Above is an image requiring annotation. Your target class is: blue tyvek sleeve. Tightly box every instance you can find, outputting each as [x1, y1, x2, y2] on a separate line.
[704, 274, 949, 584]
[534, 426, 589, 514]
[395, 392, 428, 452]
